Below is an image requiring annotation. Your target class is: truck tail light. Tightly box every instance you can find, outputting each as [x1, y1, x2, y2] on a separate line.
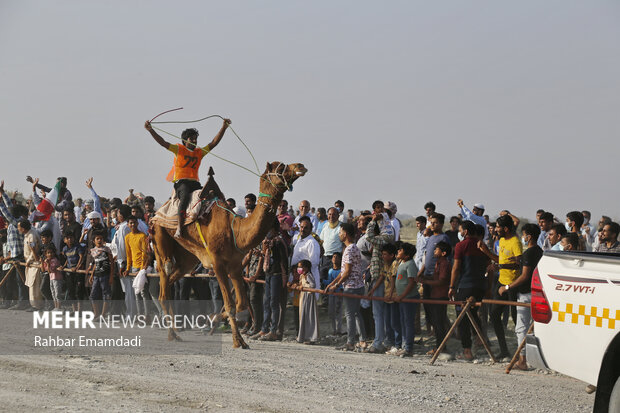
[531, 268, 552, 324]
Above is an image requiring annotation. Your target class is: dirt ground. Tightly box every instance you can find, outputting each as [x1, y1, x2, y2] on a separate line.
[0, 308, 595, 412]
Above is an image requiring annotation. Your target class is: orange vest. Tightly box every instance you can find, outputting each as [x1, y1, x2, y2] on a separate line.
[166, 145, 205, 182]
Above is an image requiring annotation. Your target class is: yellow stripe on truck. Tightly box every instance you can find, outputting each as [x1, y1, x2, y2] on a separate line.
[552, 302, 619, 329]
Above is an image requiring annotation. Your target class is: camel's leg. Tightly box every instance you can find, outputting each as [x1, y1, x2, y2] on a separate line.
[152, 225, 176, 281]
[213, 261, 248, 349]
[152, 226, 180, 341]
[228, 264, 250, 322]
[162, 247, 199, 342]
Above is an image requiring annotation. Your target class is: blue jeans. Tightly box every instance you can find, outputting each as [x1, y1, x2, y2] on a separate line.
[262, 273, 282, 334]
[385, 302, 402, 348]
[371, 281, 385, 348]
[90, 275, 111, 301]
[343, 286, 366, 345]
[399, 298, 418, 352]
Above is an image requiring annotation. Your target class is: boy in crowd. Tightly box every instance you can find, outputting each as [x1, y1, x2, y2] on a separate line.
[417, 241, 451, 355]
[59, 232, 85, 313]
[143, 196, 156, 224]
[326, 223, 367, 351]
[19, 219, 43, 310]
[323, 252, 344, 336]
[418, 213, 450, 336]
[88, 231, 115, 318]
[537, 212, 554, 250]
[381, 243, 401, 354]
[565, 211, 587, 251]
[42, 246, 63, 311]
[478, 215, 522, 360]
[392, 242, 419, 358]
[123, 216, 151, 318]
[61, 207, 82, 247]
[0, 182, 30, 310]
[38, 230, 55, 310]
[594, 222, 620, 253]
[112, 205, 134, 316]
[256, 222, 289, 341]
[445, 216, 461, 247]
[548, 223, 567, 251]
[502, 223, 543, 370]
[449, 220, 489, 361]
[560, 233, 580, 251]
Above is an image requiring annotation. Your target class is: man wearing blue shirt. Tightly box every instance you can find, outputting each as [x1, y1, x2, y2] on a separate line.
[457, 199, 489, 242]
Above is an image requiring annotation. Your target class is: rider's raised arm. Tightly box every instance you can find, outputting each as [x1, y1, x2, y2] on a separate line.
[144, 120, 173, 150]
[204, 118, 231, 152]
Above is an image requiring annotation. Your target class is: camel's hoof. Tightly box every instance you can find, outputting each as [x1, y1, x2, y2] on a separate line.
[233, 339, 250, 349]
[168, 330, 182, 342]
[235, 309, 250, 323]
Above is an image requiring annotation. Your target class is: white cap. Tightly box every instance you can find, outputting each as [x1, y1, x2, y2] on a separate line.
[87, 211, 102, 220]
[473, 203, 485, 211]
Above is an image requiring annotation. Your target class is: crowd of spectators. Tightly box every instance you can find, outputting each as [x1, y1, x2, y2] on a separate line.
[1, 176, 619, 370]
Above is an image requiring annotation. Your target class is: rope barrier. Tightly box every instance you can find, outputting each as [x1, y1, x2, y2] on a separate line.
[6, 260, 531, 308]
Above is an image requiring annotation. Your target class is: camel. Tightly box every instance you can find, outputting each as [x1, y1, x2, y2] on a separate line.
[150, 161, 307, 348]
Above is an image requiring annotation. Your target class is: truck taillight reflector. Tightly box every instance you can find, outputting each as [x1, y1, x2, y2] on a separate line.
[531, 268, 552, 324]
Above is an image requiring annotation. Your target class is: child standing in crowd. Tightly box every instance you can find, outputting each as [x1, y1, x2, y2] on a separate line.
[39, 230, 55, 309]
[417, 241, 451, 355]
[379, 243, 401, 354]
[393, 243, 419, 357]
[88, 231, 115, 318]
[59, 232, 85, 313]
[295, 259, 319, 344]
[322, 252, 344, 336]
[41, 246, 63, 310]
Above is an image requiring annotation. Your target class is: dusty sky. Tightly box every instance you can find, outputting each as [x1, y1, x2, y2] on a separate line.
[1, 1, 619, 221]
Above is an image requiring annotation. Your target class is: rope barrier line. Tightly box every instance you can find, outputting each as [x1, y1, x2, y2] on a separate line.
[242, 277, 531, 308]
[6, 260, 531, 308]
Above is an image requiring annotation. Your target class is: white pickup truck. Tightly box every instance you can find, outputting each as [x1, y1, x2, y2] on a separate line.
[526, 250, 620, 412]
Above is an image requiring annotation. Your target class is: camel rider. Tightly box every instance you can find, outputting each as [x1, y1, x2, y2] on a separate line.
[144, 118, 231, 238]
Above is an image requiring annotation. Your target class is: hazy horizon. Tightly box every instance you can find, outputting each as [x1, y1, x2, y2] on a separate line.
[1, 1, 619, 222]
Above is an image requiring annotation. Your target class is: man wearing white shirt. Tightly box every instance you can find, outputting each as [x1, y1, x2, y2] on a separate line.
[319, 208, 343, 282]
[457, 199, 489, 242]
[291, 200, 318, 238]
[385, 201, 400, 241]
[291, 216, 321, 299]
[414, 216, 428, 270]
[111, 205, 136, 317]
[581, 210, 596, 248]
[538, 212, 554, 251]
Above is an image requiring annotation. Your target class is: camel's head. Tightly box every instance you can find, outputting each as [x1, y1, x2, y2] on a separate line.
[263, 162, 307, 192]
